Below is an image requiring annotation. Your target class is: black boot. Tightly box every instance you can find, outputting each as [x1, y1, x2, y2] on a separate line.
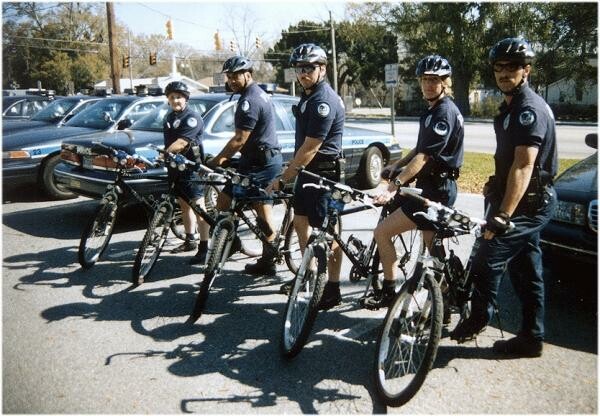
[189, 240, 208, 265]
[172, 235, 198, 253]
[244, 257, 276, 276]
[318, 281, 342, 310]
[493, 335, 543, 357]
[362, 280, 396, 310]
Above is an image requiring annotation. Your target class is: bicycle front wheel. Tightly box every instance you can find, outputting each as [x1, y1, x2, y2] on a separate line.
[188, 226, 230, 323]
[132, 207, 172, 285]
[395, 229, 424, 282]
[374, 271, 443, 407]
[78, 201, 118, 269]
[280, 244, 328, 359]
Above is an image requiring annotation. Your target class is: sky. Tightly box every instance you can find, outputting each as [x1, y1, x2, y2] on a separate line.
[113, 1, 351, 52]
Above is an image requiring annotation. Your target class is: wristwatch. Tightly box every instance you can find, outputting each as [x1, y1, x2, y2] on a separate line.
[394, 178, 404, 187]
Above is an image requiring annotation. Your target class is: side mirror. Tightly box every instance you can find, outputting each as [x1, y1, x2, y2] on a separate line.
[117, 118, 133, 130]
[584, 133, 597, 150]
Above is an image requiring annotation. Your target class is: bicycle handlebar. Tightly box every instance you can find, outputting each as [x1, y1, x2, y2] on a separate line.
[91, 141, 155, 173]
[298, 168, 375, 208]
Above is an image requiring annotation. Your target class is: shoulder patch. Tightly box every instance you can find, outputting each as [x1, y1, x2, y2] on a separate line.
[424, 114, 432, 128]
[240, 100, 250, 112]
[187, 117, 198, 128]
[317, 103, 330, 117]
[173, 119, 181, 129]
[433, 121, 449, 136]
[518, 110, 536, 126]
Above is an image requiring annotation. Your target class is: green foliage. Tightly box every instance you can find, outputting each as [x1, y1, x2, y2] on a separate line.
[470, 95, 503, 118]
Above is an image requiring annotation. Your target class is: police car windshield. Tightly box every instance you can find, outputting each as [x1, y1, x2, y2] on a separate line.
[65, 99, 128, 129]
[30, 98, 78, 122]
[131, 98, 218, 131]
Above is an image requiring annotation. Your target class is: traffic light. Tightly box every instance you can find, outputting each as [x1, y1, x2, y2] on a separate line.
[229, 40, 235, 52]
[255, 37, 261, 49]
[149, 52, 157, 65]
[214, 31, 222, 51]
[122, 55, 130, 69]
[166, 19, 173, 40]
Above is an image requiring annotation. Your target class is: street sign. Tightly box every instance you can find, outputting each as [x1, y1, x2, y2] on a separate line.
[284, 68, 296, 83]
[213, 72, 225, 86]
[385, 63, 399, 87]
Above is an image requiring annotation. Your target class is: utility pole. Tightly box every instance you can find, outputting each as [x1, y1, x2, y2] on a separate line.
[329, 10, 338, 94]
[127, 30, 133, 92]
[106, 3, 120, 94]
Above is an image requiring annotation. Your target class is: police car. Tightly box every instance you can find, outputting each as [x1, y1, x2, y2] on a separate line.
[2, 95, 165, 199]
[55, 91, 401, 203]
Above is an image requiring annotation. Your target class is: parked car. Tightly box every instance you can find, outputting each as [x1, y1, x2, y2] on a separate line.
[2, 95, 165, 199]
[55, 91, 401, 203]
[541, 133, 597, 268]
[3, 96, 102, 135]
[2, 94, 54, 119]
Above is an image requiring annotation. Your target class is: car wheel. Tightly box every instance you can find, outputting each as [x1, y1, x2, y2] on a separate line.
[40, 154, 77, 200]
[358, 146, 383, 189]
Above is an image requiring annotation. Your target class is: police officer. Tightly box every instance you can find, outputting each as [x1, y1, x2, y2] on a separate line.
[163, 81, 210, 264]
[450, 38, 558, 357]
[267, 43, 345, 310]
[364, 55, 464, 309]
[208, 56, 283, 275]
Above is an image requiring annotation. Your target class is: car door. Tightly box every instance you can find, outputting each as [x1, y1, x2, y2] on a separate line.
[272, 97, 299, 164]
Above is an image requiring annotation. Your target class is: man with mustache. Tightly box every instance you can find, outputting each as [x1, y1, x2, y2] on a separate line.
[450, 38, 558, 358]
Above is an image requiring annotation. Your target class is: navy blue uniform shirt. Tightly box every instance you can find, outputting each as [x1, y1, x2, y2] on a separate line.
[416, 96, 464, 173]
[493, 83, 558, 184]
[163, 105, 204, 161]
[294, 81, 344, 160]
[235, 82, 279, 160]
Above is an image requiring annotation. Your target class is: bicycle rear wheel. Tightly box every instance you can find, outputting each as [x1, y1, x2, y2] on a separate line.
[374, 271, 443, 407]
[280, 244, 328, 358]
[78, 201, 118, 269]
[188, 226, 230, 323]
[132, 207, 172, 285]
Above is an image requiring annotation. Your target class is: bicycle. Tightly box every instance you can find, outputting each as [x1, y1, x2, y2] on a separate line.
[373, 187, 504, 407]
[187, 167, 302, 323]
[131, 146, 226, 285]
[77, 142, 183, 269]
[280, 169, 422, 359]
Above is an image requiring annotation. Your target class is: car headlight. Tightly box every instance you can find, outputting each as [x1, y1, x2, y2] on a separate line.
[552, 200, 587, 225]
[3, 150, 31, 159]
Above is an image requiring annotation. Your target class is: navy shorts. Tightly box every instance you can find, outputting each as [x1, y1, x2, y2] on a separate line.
[395, 176, 457, 230]
[222, 151, 283, 203]
[169, 169, 204, 200]
[293, 172, 341, 229]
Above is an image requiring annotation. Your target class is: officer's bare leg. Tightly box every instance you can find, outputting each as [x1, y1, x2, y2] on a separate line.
[253, 202, 276, 243]
[178, 198, 197, 235]
[192, 197, 210, 240]
[374, 208, 419, 281]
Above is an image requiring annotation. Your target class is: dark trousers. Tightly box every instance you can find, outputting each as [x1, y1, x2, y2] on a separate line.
[470, 187, 557, 340]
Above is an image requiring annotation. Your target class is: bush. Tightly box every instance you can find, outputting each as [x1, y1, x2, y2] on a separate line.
[470, 95, 503, 118]
[550, 103, 597, 121]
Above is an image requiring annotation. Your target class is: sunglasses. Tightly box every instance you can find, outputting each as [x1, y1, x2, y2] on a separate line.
[493, 62, 522, 73]
[295, 65, 319, 75]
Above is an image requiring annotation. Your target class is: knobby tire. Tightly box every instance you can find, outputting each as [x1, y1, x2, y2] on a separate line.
[374, 271, 443, 407]
[132, 208, 171, 285]
[78, 202, 118, 269]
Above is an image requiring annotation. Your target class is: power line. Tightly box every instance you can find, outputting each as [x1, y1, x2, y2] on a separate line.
[135, 2, 215, 31]
[8, 35, 107, 46]
[4, 42, 99, 53]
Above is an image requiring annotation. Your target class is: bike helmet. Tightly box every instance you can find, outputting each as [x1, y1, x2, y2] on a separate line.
[488, 37, 535, 65]
[289, 43, 328, 66]
[415, 55, 452, 77]
[164, 81, 190, 99]
[222, 56, 253, 73]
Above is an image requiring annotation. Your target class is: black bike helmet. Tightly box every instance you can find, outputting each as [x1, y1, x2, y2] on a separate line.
[415, 55, 452, 77]
[488, 37, 535, 65]
[222, 56, 253, 73]
[164, 81, 190, 99]
[289, 43, 328, 66]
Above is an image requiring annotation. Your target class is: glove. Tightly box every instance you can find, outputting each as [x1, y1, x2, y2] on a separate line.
[486, 210, 511, 235]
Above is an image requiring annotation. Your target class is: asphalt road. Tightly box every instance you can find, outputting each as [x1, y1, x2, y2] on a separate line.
[346, 119, 597, 160]
[2, 185, 597, 414]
